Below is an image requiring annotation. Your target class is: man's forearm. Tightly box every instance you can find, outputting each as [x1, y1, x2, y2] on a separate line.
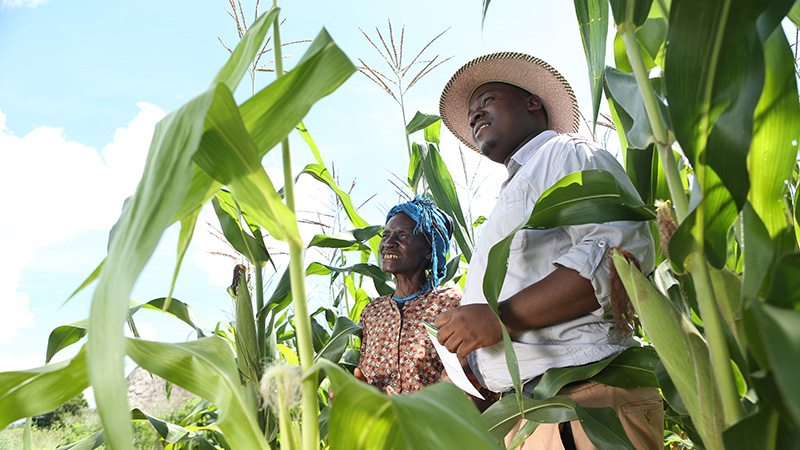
[498, 265, 600, 334]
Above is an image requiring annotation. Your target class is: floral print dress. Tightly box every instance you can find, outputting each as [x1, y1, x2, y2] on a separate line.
[358, 286, 461, 394]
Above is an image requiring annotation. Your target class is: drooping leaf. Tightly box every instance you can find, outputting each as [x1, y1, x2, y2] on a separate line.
[317, 359, 502, 449]
[211, 8, 279, 90]
[423, 119, 441, 145]
[765, 252, 800, 309]
[408, 142, 423, 192]
[609, 0, 653, 26]
[126, 337, 267, 450]
[406, 112, 440, 135]
[574, 404, 637, 449]
[165, 207, 200, 312]
[747, 27, 800, 246]
[64, 259, 104, 305]
[307, 225, 382, 250]
[418, 142, 474, 262]
[573, 0, 609, 131]
[212, 192, 270, 263]
[604, 68, 669, 150]
[586, 346, 660, 389]
[54, 429, 105, 450]
[0, 349, 89, 429]
[315, 316, 361, 364]
[131, 408, 204, 444]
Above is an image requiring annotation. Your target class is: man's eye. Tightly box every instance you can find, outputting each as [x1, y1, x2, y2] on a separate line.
[483, 97, 493, 106]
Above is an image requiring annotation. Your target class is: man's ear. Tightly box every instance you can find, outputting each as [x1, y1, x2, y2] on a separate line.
[526, 94, 544, 112]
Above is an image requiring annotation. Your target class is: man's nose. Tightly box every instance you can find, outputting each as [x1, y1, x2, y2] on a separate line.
[469, 110, 483, 128]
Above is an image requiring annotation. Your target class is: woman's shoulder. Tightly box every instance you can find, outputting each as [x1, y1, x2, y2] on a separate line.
[361, 295, 393, 316]
[429, 286, 462, 305]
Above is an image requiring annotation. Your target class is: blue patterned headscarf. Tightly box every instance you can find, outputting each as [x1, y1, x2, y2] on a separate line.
[385, 196, 454, 302]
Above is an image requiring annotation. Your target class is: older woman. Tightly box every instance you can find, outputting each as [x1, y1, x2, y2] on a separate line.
[354, 197, 461, 394]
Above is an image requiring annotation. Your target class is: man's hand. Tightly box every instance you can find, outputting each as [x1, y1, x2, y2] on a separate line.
[435, 304, 503, 358]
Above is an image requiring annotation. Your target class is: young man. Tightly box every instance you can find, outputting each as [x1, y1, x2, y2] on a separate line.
[435, 53, 663, 449]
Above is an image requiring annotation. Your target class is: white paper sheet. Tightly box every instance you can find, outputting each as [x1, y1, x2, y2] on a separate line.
[421, 321, 485, 400]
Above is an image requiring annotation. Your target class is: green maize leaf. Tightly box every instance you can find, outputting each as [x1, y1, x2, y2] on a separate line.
[609, 0, 653, 26]
[235, 276, 260, 385]
[311, 318, 330, 353]
[532, 347, 659, 400]
[746, 300, 800, 425]
[722, 406, 781, 450]
[316, 359, 501, 450]
[131, 408, 205, 444]
[211, 8, 278, 90]
[612, 31, 655, 74]
[308, 225, 382, 250]
[574, 404, 636, 449]
[612, 251, 725, 449]
[708, 266, 743, 346]
[47, 297, 203, 363]
[604, 68, 669, 150]
[64, 258, 103, 305]
[23, 418, 31, 450]
[408, 142, 424, 192]
[0, 349, 89, 429]
[126, 337, 267, 450]
[296, 121, 324, 165]
[165, 207, 200, 312]
[624, 144, 655, 205]
[211, 194, 270, 263]
[260, 261, 393, 320]
[54, 430, 105, 450]
[406, 111, 440, 135]
[789, 0, 800, 27]
[742, 202, 774, 299]
[573, 0, 609, 132]
[656, 361, 687, 415]
[669, 169, 738, 272]
[587, 346, 660, 389]
[194, 83, 300, 245]
[418, 142, 474, 262]
[635, 17, 666, 61]
[483, 395, 577, 441]
[441, 254, 461, 285]
[315, 316, 361, 364]
[665, 0, 783, 211]
[765, 252, 800, 309]
[88, 80, 235, 450]
[748, 28, 800, 246]
[423, 119, 441, 145]
[301, 163, 381, 260]
[522, 169, 655, 229]
[240, 28, 355, 156]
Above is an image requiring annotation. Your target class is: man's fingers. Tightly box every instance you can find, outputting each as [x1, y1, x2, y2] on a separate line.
[434, 309, 453, 328]
[436, 321, 454, 346]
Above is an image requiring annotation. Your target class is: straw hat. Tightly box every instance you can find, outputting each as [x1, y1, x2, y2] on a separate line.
[439, 52, 580, 152]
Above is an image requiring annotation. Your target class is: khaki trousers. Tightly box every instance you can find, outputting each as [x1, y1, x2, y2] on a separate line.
[505, 383, 663, 450]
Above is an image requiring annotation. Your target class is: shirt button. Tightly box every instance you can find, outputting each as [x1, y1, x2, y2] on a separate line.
[598, 241, 606, 247]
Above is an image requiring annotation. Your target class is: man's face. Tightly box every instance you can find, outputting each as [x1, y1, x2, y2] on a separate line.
[467, 82, 544, 164]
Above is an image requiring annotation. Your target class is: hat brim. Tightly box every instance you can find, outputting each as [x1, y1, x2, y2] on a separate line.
[439, 52, 580, 152]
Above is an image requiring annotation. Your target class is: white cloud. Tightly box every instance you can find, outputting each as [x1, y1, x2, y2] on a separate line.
[1, 0, 46, 8]
[0, 103, 165, 344]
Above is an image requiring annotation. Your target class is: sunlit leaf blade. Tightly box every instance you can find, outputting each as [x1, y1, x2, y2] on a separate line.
[301, 163, 381, 260]
[0, 349, 88, 428]
[524, 170, 655, 229]
[211, 8, 279, 90]
[126, 338, 268, 450]
[612, 251, 725, 449]
[241, 28, 356, 156]
[665, 0, 777, 210]
[64, 258, 104, 305]
[194, 83, 300, 244]
[46, 322, 88, 363]
[165, 207, 200, 312]
[131, 408, 213, 445]
[746, 301, 800, 425]
[483, 395, 577, 441]
[406, 112, 440, 135]
[316, 359, 501, 449]
[90, 87, 217, 450]
[747, 28, 800, 245]
[307, 225, 382, 249]
[54, 429, 105, 450]
[573, 0, 609, 131]
[789, 0, 800, 27]
[418, 142, 474, 261]
[423, 118, 441, 145]
[408, 143, 423, 192]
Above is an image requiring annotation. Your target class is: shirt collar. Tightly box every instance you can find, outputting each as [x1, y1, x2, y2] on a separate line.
[503, 130, 558, 186]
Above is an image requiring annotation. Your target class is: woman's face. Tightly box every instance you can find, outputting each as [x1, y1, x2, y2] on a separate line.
[380, 213, 432, 278]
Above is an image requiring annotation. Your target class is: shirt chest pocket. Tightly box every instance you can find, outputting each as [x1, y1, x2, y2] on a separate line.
[501, 187, 529, 254]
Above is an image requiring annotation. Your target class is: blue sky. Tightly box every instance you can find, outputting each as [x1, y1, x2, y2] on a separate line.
[0, 0, 609, 385]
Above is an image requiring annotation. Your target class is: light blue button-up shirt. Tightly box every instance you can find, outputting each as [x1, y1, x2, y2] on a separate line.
[463, 130, 655, 393]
